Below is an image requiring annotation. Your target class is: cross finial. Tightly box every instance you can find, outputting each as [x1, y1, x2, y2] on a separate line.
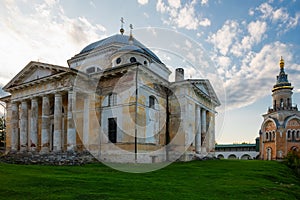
[120, 17, 125, 35]
[129, 24, 134, 44]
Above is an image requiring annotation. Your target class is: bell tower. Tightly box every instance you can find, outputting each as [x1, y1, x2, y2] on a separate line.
[260, 57, 300, 160]
[270, 57, 295, 112]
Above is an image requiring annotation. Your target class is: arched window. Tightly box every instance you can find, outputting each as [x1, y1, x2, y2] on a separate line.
[130, 57, 137, 63]
[108, 93, 117, 106]
[297, 130, 300, 139]
[287, 130, 291, 139]
[266, 132, 268, 141]
[272, 131, 275, 141]
[149, 95, 156, 109]
[292, 130, 296, 142]
[280, 98, 283, 108]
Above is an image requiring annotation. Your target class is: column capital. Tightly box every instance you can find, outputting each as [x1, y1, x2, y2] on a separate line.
[55, 93, 63, 98]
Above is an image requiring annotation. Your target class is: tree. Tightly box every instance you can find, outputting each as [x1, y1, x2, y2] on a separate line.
[0, 116, 5, 148]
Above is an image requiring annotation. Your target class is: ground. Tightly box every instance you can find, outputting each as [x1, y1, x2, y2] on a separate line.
[0, 160, 299, 200]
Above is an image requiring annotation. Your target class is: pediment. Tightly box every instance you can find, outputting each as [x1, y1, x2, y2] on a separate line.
[3, 61, 71, 90]
[191, 80, 221, 106]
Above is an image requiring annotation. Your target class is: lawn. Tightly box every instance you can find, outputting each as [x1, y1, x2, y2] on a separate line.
[0, 160, 299, 200]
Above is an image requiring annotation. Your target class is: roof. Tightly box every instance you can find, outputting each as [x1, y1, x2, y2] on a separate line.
[215, 144, 256, 148]
[79, 34, 163, 64]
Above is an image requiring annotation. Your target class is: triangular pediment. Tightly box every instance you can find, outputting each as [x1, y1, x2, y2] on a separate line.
[190, 79, 221, 106]
[3, 61, 71, 91]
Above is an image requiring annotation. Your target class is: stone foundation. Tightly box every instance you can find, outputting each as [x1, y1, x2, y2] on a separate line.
[0, 151, 96, 165]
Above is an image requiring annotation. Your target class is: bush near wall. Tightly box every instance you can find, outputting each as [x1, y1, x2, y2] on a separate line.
[285, 150, 300, 176]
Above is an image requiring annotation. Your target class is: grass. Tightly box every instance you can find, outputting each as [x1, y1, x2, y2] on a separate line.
[0, 160, 299, 200]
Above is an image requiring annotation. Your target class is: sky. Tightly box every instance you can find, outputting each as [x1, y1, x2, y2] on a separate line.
[0, 0, 300, 144]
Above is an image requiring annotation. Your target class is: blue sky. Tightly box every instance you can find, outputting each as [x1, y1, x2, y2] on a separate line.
[0, 0, 299, 144]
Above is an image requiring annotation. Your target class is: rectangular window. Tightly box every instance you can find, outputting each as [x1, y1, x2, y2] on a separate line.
[109, 93, 117, 106]
[108, 118, 117, 143]
[149, 96, 155, 109]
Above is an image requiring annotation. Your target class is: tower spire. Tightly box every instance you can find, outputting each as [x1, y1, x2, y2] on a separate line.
[120, 17, 125, 35]
[280, 56, 284, 69]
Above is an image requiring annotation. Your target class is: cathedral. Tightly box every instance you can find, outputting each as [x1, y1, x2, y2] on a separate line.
[260, 57, 300, 160]
[0, 27, 220, 163]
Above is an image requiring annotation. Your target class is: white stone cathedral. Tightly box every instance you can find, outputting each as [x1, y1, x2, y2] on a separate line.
[0, 27, 220, 163]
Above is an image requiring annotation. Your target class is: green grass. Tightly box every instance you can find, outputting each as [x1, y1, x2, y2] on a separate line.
[0, 160, 299, 200]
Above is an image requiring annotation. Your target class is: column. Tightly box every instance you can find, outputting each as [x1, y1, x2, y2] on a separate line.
[30, 98, 38, 151]
[67, 91, 76, 151]
[11, 103, 19, 151]
[195, 105, 201, 153]
[53, 93, 62, 152]
[208, 112, 215, 151]
[201, 109, 206, 133]
[41, 96, 50, 153]
[83, 95, 89, 149]
[20, 101, 28, 151]
[201, 109, 207, 153]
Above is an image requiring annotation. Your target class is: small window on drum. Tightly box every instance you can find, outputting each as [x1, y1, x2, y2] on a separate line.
[116, 57, 121, 64]
[86, 67, 95, 74]
[144, 60, 147, 65]
[130, 57, 137, 63]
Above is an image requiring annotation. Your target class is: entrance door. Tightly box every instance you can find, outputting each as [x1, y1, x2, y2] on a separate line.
[108, 118, 117, 143]
[267, 147, 272, 160]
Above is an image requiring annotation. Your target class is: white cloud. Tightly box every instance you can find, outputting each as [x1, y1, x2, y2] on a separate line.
[168, 0, 181, 8]
[223, 42, 299, 110]
[248, 20, 267, 43]
[287, 12, 300, 28]
[156, 0, 167, 13]
[156, 0, 211, 30]
[0, 0, 106, 86]
[217, 56, 231, 68]
[201, 0, 209, 6]
[257, 3, 273, 19]
[255, 2, 299, 32]
[208, 20, 240, 56]
[137, 0, 149, 5]
[249, 8, 254, 16]
[199, 18, 211, 27]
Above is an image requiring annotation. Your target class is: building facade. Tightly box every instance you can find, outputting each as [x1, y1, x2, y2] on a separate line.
[0, 31, 220, 163]
[215, 139, 259, 160]
[259, 57, 300, 160]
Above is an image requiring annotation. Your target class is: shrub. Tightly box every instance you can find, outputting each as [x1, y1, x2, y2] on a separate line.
[285, 150, 300, 175]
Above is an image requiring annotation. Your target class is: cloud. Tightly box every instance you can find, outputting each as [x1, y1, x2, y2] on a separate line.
[201, 0, 209, 6]
[207, 20, 240, 56]
[255, 2, 300, 32]
[156, 0, 211, 30]
[137, 0, 149, 5]
[0, 0, 106, 86]
[223, 42, 299, 110]
[168, 0, 181, 8]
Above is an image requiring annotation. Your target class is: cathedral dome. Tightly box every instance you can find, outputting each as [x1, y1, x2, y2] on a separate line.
[80, 34, 162, 64]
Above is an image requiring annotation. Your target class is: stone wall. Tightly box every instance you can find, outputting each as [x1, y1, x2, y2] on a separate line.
[0, 151, 96, 165]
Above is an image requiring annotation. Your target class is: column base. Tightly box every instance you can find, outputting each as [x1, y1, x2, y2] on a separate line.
[40, 147, 49, 154]
[20, 147, 28, 152]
